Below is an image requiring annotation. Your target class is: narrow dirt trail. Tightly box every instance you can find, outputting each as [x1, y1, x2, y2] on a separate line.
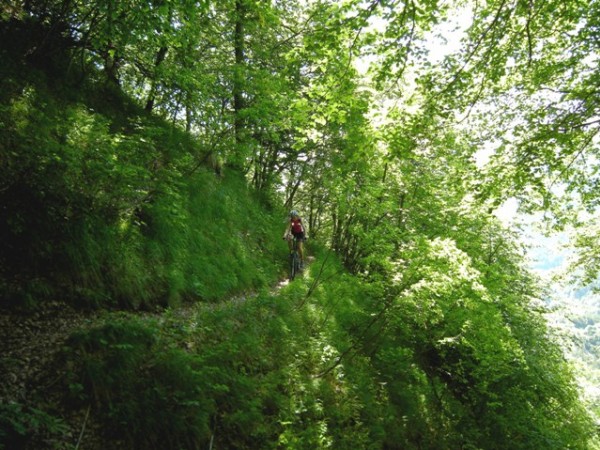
[0, 259, 313, 408]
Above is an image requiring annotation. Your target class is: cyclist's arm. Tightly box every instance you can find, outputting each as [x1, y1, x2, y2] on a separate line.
[283, 222, 291, 239]
[298, 218, 306, 235]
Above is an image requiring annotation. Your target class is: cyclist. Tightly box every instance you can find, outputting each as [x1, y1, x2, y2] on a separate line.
[283, 209, 306, 268]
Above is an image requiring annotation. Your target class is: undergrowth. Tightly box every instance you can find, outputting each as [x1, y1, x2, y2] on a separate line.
[53, 251, 386, 450]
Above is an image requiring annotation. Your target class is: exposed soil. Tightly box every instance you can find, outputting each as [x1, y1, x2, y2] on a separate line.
[0, 301, 98, 406]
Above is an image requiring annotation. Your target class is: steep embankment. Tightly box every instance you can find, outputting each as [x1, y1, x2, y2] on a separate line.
[0, 45, 286, 310]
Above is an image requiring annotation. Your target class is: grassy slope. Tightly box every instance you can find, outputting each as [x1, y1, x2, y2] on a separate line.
[0, 35, 316, 449]
[0, 39, 287, 310]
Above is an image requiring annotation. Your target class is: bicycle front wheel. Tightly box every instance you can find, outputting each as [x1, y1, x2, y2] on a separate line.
[289, 253, 297, 280]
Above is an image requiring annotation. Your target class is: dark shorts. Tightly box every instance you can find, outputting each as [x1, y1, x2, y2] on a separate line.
[292, 232, 305, 241]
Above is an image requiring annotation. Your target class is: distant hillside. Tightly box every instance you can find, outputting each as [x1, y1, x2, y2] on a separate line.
[526, 230, 600, 420]
[547, 284, 600, 420]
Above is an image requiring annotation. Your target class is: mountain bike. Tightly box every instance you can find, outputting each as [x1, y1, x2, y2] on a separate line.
[288, 236, 301, 281]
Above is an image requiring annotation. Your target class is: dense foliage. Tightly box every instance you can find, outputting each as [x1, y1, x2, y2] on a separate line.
[1, 0, 599, 449]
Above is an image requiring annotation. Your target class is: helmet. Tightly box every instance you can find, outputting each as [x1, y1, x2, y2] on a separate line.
[289, 209, 299, 217]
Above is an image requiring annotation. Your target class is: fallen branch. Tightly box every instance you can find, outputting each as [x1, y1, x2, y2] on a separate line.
[75, 404, 91, 450]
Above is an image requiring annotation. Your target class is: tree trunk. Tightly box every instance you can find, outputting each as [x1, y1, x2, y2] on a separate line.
[145, 46, 168, 112]
[232, 0, 246, 169]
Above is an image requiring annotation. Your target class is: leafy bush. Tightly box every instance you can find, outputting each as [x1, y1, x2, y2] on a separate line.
[0, 402, 68, 450]
[62, 318, 215, 449]
[59, 277, 381, 449]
